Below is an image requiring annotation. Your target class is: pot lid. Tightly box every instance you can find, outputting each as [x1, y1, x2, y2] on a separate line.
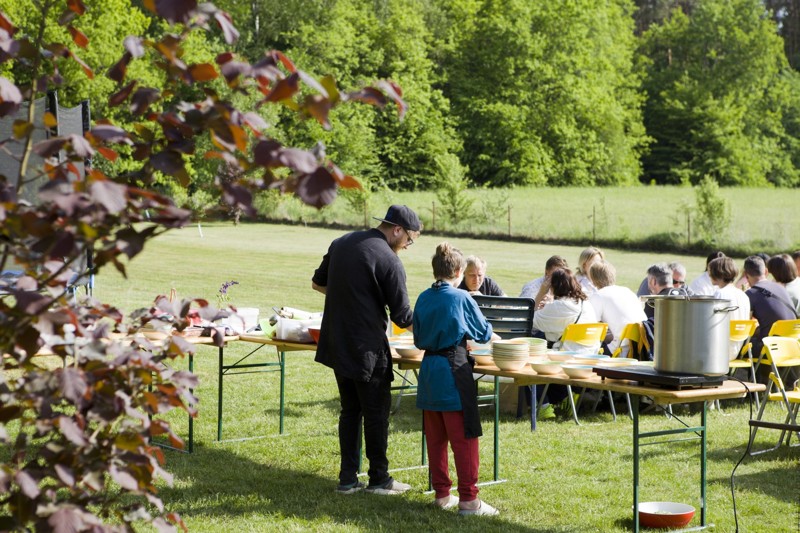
[640, 294, 729, 302]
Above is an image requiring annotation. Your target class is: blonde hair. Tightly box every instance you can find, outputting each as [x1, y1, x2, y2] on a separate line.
[589, 260, 616, 289]
[432, 242, 465, 280]
[576, 247, 604, 276]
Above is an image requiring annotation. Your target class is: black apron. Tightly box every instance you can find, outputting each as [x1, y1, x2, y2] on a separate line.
[426, 344, 482, 439]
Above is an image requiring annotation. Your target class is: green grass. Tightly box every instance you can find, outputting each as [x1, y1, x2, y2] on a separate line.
[253, 186, 800, 255]
[84, 223, 800, 532]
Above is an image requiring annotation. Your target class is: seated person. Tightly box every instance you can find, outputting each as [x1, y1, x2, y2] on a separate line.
[575, 247, 604, 296]
[520, 255, 568, 309]
[643, 263, 690, 320]
[708, 257, 751, 359]
[688, 251, 725, 296]
[636, 261, 688, 296]
[588, 260, 646, 354]
[744, 255, 797, 359]
[458, 255, 505, 296]
[766, 254, 800, 313]
[532, 268, 599, 353]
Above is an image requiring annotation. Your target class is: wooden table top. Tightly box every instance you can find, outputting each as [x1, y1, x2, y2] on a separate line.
[391, 354, 765, 404]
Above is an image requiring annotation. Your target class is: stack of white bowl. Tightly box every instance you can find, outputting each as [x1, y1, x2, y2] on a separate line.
[491, 340, 530, 371]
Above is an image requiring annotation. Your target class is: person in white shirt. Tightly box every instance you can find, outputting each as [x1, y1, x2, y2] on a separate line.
[588, 260, 646, 354]
[575, 246, 604, 296]
[519, 255, 568, 309]
[708, 256, 751, 359]
[689, 251, 726, 296]
[532, 268, 599, 353]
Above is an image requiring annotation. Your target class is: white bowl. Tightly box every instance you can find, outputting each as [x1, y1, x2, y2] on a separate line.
[493, 358, 529, 371]
[395, 346, 424, 358]
[596, 357, 638, 367]
[471, 351, 493, 365]
[530, 361, 564, 375]
[545, 351, 575, 362]
[561, 364, 594, 379]
[571, 355, 611, 365]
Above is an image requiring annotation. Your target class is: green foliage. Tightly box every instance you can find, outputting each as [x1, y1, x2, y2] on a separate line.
[434, 153, 473, 226]
[693, 175, 730, 244]
[0, 0, 407, 529]
[639, 0, 800, 186]
[445, 0, 648, 187]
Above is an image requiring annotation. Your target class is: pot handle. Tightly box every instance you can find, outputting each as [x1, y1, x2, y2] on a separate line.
[713, 305, 739, 314]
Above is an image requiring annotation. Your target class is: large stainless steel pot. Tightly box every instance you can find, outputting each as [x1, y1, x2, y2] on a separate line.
[646, 295, 738, 375]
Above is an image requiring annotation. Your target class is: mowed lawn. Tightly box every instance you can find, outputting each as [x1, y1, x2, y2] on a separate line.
[262, 186, 800, 254]
[92, 223, 800, 532]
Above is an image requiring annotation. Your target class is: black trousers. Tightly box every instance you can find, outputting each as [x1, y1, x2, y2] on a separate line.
[335, 366, 392, 487]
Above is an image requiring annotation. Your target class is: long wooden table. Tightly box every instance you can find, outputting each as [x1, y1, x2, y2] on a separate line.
[477, 364, 765, 532]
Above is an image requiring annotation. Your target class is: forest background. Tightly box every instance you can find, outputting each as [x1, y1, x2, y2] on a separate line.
[3, 0, 800, 255]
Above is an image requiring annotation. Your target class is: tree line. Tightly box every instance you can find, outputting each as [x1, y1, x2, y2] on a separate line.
[4, 0, 800, 197]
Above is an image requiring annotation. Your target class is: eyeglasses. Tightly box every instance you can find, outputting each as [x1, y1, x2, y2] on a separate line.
[673, 279, 685, 286]
[403, 228, 414, 247]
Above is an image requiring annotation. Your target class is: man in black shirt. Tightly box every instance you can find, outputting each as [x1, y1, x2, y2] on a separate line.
[743, 255, 797, 359]
[312, 205, 421, 495]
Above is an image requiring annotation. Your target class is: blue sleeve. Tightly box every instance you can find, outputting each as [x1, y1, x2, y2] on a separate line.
[462, 296, 492, 343]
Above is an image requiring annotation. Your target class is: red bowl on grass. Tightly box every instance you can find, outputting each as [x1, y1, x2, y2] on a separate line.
[308, 327, 321, 344]
[638, 502, 695, 529]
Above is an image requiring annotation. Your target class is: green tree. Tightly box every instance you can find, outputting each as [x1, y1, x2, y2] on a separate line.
[639, 0, 800, 186]
[445, 0, 647, 187]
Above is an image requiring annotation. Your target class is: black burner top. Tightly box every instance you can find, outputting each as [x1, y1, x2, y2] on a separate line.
[594, 365, 725, 390]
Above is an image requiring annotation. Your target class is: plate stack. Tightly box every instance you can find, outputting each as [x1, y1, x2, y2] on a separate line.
[524, 338, 548, 358]
[491, 340, 530, 371]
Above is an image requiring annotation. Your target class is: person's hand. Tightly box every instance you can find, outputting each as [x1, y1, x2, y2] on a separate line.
[491, 333, 501, 342]
[469, 290, 482, 296]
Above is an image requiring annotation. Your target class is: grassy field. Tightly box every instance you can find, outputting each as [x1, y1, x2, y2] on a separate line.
[254, 186, 800, 255]
[85, 223, 800, 532]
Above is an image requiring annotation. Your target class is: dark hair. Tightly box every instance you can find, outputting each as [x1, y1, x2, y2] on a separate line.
[550, 268, 586, 301]
[792, 251, 800, 261]
[705, 251, 725, 268]
[767, 254, 797, 284]
[756, 252, 771, 264]
[544, 255, 568, 273]
[647, 263, 671, 287]
[432, 242, 465, 280]
[743, 256, 766, 277]
[708, 257, 737, 284]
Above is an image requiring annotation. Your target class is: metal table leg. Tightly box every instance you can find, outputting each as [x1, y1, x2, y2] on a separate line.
[279, 350, 286, 435]
[188, 352, 194, 454]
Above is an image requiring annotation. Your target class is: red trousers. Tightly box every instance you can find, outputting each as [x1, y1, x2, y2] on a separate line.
[423, 410, 479, 502]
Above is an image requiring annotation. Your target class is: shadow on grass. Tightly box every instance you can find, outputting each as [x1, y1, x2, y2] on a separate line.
[709, 454, 800, 506]
[160, 445, 566, 532]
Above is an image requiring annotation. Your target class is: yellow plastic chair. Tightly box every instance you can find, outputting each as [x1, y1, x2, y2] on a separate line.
[747, 336, 800, 455]
[554, 323, 609, 425]
[767, 319, 800, 338]
[561, 322, 608, 354]
[611, 322, 642, 359]
[728, 319, 760, 408]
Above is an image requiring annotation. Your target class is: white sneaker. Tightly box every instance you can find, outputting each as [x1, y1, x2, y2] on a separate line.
[434, 495, 459, 510]
[364, 478, 412, 495]
[459, 500, 500, 516]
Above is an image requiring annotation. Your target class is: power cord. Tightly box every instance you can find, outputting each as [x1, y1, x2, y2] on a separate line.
[728, 375, 754, 533]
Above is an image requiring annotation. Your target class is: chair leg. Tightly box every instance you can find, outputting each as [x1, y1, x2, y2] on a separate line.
[625, 393, 633, 419]
[749, 362, 761, 410]
[748, 387, 779, 456]
[567, 385, 580, 426]
[607, 391, 617, 421]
